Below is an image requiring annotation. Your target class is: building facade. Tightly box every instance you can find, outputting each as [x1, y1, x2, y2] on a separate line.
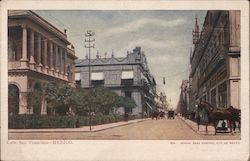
[178, 80, 190, 116]
[189, 11, 240, 111]
[8, 10, 77, 115]
[75, 47, 156, 118]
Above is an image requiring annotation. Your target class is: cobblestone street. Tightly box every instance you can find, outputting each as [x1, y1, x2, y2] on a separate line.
[9, 117, 240, 140]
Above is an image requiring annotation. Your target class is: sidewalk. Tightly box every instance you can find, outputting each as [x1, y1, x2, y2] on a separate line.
[179, 116, 240, 135]
[8, 118, 149, 133]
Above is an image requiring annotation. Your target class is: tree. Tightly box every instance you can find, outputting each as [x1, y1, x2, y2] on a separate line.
[46, 83, 75, 115]
[91, 87, 118, 115]
[72, 87, 89, 116]
[115, 96, 137, 114]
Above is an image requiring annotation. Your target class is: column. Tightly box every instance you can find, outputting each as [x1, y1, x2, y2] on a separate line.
[229, 11, 240, 53]
[20, 24, 28, 68]
[64, 52, 68, 79]
[41, 87, 47, 115]
[49, 42, 54, 74]
[60, 48, 63, 76]
[19, 92, 29, 114]
[29, 29, 35, 65]
[37, 34, 42, 71]
[55, 45, 59, 75]
[61, 49, 65, 74]
[43, 39, 49, 73]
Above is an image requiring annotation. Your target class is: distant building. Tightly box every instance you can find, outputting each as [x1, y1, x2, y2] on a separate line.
[75, 47, 156, 118]
[8, 10, 77, 115]
[178, 80, 190, 116]
[154, 92, 167, 111]
[189, 11, 240, 110]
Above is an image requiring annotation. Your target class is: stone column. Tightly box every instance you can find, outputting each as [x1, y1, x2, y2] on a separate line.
[59, 48, 63, 78]
[41, 86, 47, 115]
[18, 92, 27, 114]
[20, 24, 28, 68]
[229, 11, 240, 53]
[43, 39, 49, 73]
[49, 42, 54, 74]
[55, 45, 59, 75]
[29, 29, 35, 67]
[62, 49, 65, 74]
[37, 34, 42, 71]
[64, 52, 68, 79]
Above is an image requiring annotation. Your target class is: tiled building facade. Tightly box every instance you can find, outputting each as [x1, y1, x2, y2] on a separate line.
[8, 10, 77, 115]
[189, 11, 240, 111]
[75, 47, 156, 118]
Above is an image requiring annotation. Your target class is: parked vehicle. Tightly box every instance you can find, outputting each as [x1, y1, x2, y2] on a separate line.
[168, 111, 175, 119]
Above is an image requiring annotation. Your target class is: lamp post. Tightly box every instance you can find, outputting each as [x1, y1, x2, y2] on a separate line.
[85, 30, 95, 131]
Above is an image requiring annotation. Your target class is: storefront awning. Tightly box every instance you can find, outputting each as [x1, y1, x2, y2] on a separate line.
[91, 72, 104, 80]
[75, 73, 81, 81]
[121, 71, 134, 79]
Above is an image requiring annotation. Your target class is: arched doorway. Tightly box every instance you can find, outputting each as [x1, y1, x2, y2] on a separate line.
[8, 84, 19, 115]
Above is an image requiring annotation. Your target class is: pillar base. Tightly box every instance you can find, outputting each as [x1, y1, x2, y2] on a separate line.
[20, 59, 29, 68]
[44, 66, 49, 73]
[29, 62, 36, 70]
[49, 68, 55, 75]
[56, 70, 60, 77]
[37, 64, 43, 72]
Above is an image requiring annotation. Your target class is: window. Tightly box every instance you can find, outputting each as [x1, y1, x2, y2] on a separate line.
[121, 71, 133, 86]
[218, 82, 227, 107]
[91, 80, 104, 87]
[91, 72, 104, 87]
[121, 79, 133, 86]
[125, 91, 132, 98]
[75, 73, 81, 86]
[210, 89, 216, 106]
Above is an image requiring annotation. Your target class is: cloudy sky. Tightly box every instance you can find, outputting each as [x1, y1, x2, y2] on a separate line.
[35, 10, 206, 108]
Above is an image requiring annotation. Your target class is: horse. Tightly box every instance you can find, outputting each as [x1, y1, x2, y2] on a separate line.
[151, 110, 160, 120]
[151, 110, 165, 120]
[228, 106, 241, 131]
[196, 101, 240, 135]
[158, 111, 166, 119]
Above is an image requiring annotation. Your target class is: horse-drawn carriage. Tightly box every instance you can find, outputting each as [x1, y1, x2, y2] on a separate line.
[196, 101, 241, 135]
[167, 110, 175, 119]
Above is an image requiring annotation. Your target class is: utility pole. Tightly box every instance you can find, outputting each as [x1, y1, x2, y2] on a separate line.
[85, 30, 95, 131]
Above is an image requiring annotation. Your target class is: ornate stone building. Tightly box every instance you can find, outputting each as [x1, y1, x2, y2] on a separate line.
[8, 10, 77, 115]
[189, 11, 240, 111]
[75, 47, 156, 118]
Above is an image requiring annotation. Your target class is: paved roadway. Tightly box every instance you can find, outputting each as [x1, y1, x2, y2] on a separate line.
[9, 117, 240, 140]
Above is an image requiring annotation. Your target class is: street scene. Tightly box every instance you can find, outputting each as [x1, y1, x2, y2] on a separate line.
[8, 10, 241, 140]
[9, 117, 240, 140]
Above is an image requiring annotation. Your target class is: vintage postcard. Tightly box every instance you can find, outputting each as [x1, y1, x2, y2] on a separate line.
[1, 0, 249, 161]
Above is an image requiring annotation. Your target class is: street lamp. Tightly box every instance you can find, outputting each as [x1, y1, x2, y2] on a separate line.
[85, 30, 95, 131]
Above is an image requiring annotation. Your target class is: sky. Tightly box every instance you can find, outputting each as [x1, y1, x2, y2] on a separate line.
[35, 10, 207, 109]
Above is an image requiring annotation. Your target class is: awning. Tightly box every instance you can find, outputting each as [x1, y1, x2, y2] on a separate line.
[75, 73, 81, 81]
[91, 72, 104, 80]
[145, 102, 153, 110]
[121, 71, 134, 79]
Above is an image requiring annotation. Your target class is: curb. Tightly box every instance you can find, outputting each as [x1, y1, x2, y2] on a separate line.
[178, 116, 199, 134]
[8, 119, 149, 133]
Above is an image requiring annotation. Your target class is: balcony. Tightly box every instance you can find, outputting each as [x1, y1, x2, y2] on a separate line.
[8, 61, 21, 69]
[8, 60, 69, 82]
